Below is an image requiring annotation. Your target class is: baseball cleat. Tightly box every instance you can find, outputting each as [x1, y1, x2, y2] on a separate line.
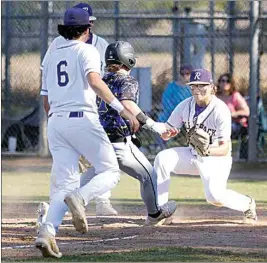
[36, 202, 50, 233]
[64, 191, 88, 233]
[35, 224, 62, 258]
[96, 200, 118, 216]
[145, 200, 177, 226]
[243, 196, 257, 224]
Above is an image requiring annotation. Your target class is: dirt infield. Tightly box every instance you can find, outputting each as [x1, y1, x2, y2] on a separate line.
[2, 205, 267, 261]
[2, 156, 267, 261]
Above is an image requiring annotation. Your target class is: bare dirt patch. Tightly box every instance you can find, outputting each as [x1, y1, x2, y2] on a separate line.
[2, 203, 267, 261]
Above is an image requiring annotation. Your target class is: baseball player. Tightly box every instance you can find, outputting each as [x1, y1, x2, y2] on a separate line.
[80, 41, 177, 225]
[154, 69, 257, 223]
[38, 2, 116, 217]
[41, 2, 108, 77]
[35, 8, 139, 258]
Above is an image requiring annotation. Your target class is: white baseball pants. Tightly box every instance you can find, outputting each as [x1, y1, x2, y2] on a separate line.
[154, 147, 251, 212]
[45, 112, 120, 233]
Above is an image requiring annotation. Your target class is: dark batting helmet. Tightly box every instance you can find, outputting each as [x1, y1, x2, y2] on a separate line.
[105, 41, 136, 70]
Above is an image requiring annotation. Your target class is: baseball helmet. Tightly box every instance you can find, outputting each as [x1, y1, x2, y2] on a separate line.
[105, 41, 136, 70]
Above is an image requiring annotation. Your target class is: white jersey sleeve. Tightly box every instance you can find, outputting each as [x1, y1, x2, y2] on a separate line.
[167, 99, 190, 128]
[79, 45, 101, 76]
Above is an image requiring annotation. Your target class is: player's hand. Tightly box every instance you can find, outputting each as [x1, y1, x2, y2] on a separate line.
[120, 108, 140, 133]
[161, 128, 179, 141]
[150, 122, 168, 135]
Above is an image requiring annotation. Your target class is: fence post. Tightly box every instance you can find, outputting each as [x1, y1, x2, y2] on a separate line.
[228, 1, 235, 76]
[172, 1, 179, 82]
[114, 0, 119, 41]
[4, 1, 11, 118]
[39, 1, 49, 157]
[248, 0, 260, 162]
[209, 1, 215, 79]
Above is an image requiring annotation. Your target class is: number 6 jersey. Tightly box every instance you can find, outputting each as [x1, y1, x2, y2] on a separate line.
[41, 37, 101, 115]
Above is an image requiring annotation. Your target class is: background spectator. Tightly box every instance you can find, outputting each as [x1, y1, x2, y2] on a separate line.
[216, 73, 250, 139]
[157, 65, 193, 122]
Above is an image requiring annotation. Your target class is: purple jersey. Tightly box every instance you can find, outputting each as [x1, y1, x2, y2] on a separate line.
[96, 72, 139, 141]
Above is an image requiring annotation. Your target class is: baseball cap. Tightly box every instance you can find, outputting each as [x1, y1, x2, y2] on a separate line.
[187, 69, 213, 85]
[64, 7, 90, 26]
[73, 3, 97, 21]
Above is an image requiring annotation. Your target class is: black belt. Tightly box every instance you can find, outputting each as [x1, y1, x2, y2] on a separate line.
[109, 137, 127, 143]
[48, 111, 84, 118]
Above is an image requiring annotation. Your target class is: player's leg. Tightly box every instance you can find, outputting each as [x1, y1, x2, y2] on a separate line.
[66, 112, 120, 208]
[80, 167, 117, 216]
[113, 139, 159, 214]
[195, 157, 257, 222]
[154, 147, 199, 206]
[114, 139, 177, 225]
[35, 115, 80, 258]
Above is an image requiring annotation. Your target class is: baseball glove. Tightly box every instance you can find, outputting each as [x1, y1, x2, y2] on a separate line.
[188, 128, 210, 156]
[79, 155, 92, 174]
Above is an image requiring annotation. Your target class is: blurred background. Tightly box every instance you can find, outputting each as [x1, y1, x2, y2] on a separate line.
[1, 0, 267, 162]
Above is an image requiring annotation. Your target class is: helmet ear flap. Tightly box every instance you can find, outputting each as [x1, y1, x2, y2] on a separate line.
[128, 58, 136, 68]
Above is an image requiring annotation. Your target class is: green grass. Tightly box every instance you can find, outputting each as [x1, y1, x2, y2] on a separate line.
[11, 247, 267, 262]
[2, 171, 267, 204]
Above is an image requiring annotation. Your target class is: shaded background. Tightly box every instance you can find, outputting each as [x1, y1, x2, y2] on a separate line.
[1, 0, 267, 161]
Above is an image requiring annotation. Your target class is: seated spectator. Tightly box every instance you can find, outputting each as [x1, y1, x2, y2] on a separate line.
[158, 65, 193, 122]
[216, 73, 250, 139]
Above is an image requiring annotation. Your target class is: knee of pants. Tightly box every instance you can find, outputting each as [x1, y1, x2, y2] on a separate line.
[205, 187, 225, 207]
[154, 150, 169, 170]
[113, 170, 121, 185]
[95, 162, 120, 176]
[154, 150, 174, 181]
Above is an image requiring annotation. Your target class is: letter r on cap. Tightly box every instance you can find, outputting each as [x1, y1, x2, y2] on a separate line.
[194, 72, 201, 80]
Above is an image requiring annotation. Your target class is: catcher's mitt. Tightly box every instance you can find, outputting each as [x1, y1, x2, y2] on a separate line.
[188, 128, 210, 156]
[79, 155, 92, 173]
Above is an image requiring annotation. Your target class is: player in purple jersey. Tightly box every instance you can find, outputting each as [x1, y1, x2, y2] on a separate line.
[80, 41, 177, 225]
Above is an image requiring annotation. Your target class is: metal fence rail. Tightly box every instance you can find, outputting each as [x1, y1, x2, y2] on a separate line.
[1, 1, 267, 162]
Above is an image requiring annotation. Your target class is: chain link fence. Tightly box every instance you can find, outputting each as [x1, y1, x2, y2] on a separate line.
[1, 1, 267, 161]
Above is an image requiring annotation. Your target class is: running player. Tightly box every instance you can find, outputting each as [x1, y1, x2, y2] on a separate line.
[35, 8, 139, 258]
[38, 2, 116, 217]
[80, 41, 177, 225]
[154, 69, 257, 223]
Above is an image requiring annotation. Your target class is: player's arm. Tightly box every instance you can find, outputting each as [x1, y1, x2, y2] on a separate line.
[208, 140, 230, 156]
[208, 107, 232, 156]
[120, 100, 170, 135]
[87, 72, 139, 132]
[43, 95, 50, 114]
[116, 79, 172, 135]
[160, 101, 186, 140]
[82, 46, 139, 132]
[40, 58, 50, 114]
